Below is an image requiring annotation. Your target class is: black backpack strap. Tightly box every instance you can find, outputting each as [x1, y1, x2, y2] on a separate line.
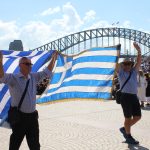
[18, 79, 30, 110]
[120, 71, 132, 91]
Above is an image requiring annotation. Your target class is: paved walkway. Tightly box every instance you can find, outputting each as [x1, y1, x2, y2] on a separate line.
[0, 100, 150, 150]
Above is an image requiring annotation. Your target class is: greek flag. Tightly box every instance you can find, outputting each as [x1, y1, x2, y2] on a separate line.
[37, 45, 121, 104]
[0, 50, 53, 127]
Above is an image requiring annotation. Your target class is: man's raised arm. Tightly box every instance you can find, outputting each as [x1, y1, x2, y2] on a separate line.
[47, 51, 59, 72]
[0, 51, 4, 78]
[133, 42, 142, 71]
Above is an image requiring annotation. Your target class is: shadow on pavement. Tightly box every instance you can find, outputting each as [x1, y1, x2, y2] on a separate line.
[128, 144, 149, 150]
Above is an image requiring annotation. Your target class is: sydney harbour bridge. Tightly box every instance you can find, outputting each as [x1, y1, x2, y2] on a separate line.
[32, 27, 150, 71]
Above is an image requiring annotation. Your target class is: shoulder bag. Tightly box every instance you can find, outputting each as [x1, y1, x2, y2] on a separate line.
[116, 72, 132, 104]
[8, 79, 30, 127]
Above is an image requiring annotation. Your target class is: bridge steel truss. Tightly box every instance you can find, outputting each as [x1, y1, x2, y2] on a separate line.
[32, 27, 150, 56]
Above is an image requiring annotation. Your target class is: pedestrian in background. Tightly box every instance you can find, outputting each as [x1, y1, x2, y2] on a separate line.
[137, 70, 147, 107]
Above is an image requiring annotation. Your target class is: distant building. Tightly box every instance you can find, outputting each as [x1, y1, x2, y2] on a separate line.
[9, 40, 23, 51]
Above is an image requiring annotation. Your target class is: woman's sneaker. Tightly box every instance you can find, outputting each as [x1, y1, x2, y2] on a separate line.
[125, 135, 139, 145]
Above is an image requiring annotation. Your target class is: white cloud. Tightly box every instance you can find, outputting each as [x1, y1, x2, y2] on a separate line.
[61, 2, 83, 31]
[0, 20, 19, 49]
[0, 2, 149, 51]
[40, 6, 60, 16]
[86, 20, 110, 30]
[20, 21, 53, 50]
[120, 20, 132, 29]
[0, 2, 84, 50]
[83, 10, 96, 22]
[85, 20, 133, 31]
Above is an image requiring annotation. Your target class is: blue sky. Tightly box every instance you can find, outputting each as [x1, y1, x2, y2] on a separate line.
[0, 0, 150, 50]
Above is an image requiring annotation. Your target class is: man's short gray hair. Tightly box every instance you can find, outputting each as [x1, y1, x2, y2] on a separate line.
[19, 57, 30, 64]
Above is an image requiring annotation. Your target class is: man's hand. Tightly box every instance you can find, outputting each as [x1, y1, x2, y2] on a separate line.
[0, 51, 4, 78]
[133, 42, 141, 53]
[53, 50, 59, 57]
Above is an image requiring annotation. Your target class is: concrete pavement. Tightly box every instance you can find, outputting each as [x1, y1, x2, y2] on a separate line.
[0, 100, 150, 150]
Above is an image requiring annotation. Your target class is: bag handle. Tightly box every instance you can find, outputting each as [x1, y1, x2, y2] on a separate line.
[18, 79, 30, 110]
[120, 71, 132, 91]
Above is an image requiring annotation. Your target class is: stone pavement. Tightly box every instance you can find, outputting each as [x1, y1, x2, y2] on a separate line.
[0, 100, 150, 150]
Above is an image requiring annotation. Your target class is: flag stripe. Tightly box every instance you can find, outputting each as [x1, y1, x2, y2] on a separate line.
[37, 91, 111, 103]
[73, 56, 117, 63]
[74, 50, 118, 59]
[47, 80, 113, 93]
[0, 86, 8, 103]
[0, 97, 10, 116]
[0, 91, 10, 114]
[72, 68, 115, 75]
[50, 74, 113, 88]
[41, 86, 112, 97]
[72, 62, 116, 70]
[90, 47, 116, 51]
[3, 59, 16, 72]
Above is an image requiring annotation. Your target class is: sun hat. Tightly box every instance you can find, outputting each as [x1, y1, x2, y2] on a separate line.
[122, 57, 134, 66]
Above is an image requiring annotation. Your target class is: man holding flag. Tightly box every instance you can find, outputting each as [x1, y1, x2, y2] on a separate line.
[117, 42, 142, 145]
[0, 50, 58, 150]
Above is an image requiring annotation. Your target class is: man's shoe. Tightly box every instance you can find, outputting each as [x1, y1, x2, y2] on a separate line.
[125, 135, 139, 145]
[119, 127, 127, 139]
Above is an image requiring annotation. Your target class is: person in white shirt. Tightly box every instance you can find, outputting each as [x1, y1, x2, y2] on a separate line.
[137, 70, 147, 107]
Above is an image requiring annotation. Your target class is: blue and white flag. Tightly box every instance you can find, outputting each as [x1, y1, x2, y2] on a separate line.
[37, 45, 121, 104]
[0, 50, 53, 127]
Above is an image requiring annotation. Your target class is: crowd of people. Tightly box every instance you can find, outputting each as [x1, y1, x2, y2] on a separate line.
[36, 77, 50, 95]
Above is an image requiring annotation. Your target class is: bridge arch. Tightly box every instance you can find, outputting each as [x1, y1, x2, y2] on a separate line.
[32, 27, 150, 57]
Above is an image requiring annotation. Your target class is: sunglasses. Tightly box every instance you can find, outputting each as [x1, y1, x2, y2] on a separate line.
[123, 63, 132, 66]
[21, 62, 33, 66]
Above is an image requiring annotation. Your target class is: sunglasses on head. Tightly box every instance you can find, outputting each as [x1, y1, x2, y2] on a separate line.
[21, 62, 33, 66]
